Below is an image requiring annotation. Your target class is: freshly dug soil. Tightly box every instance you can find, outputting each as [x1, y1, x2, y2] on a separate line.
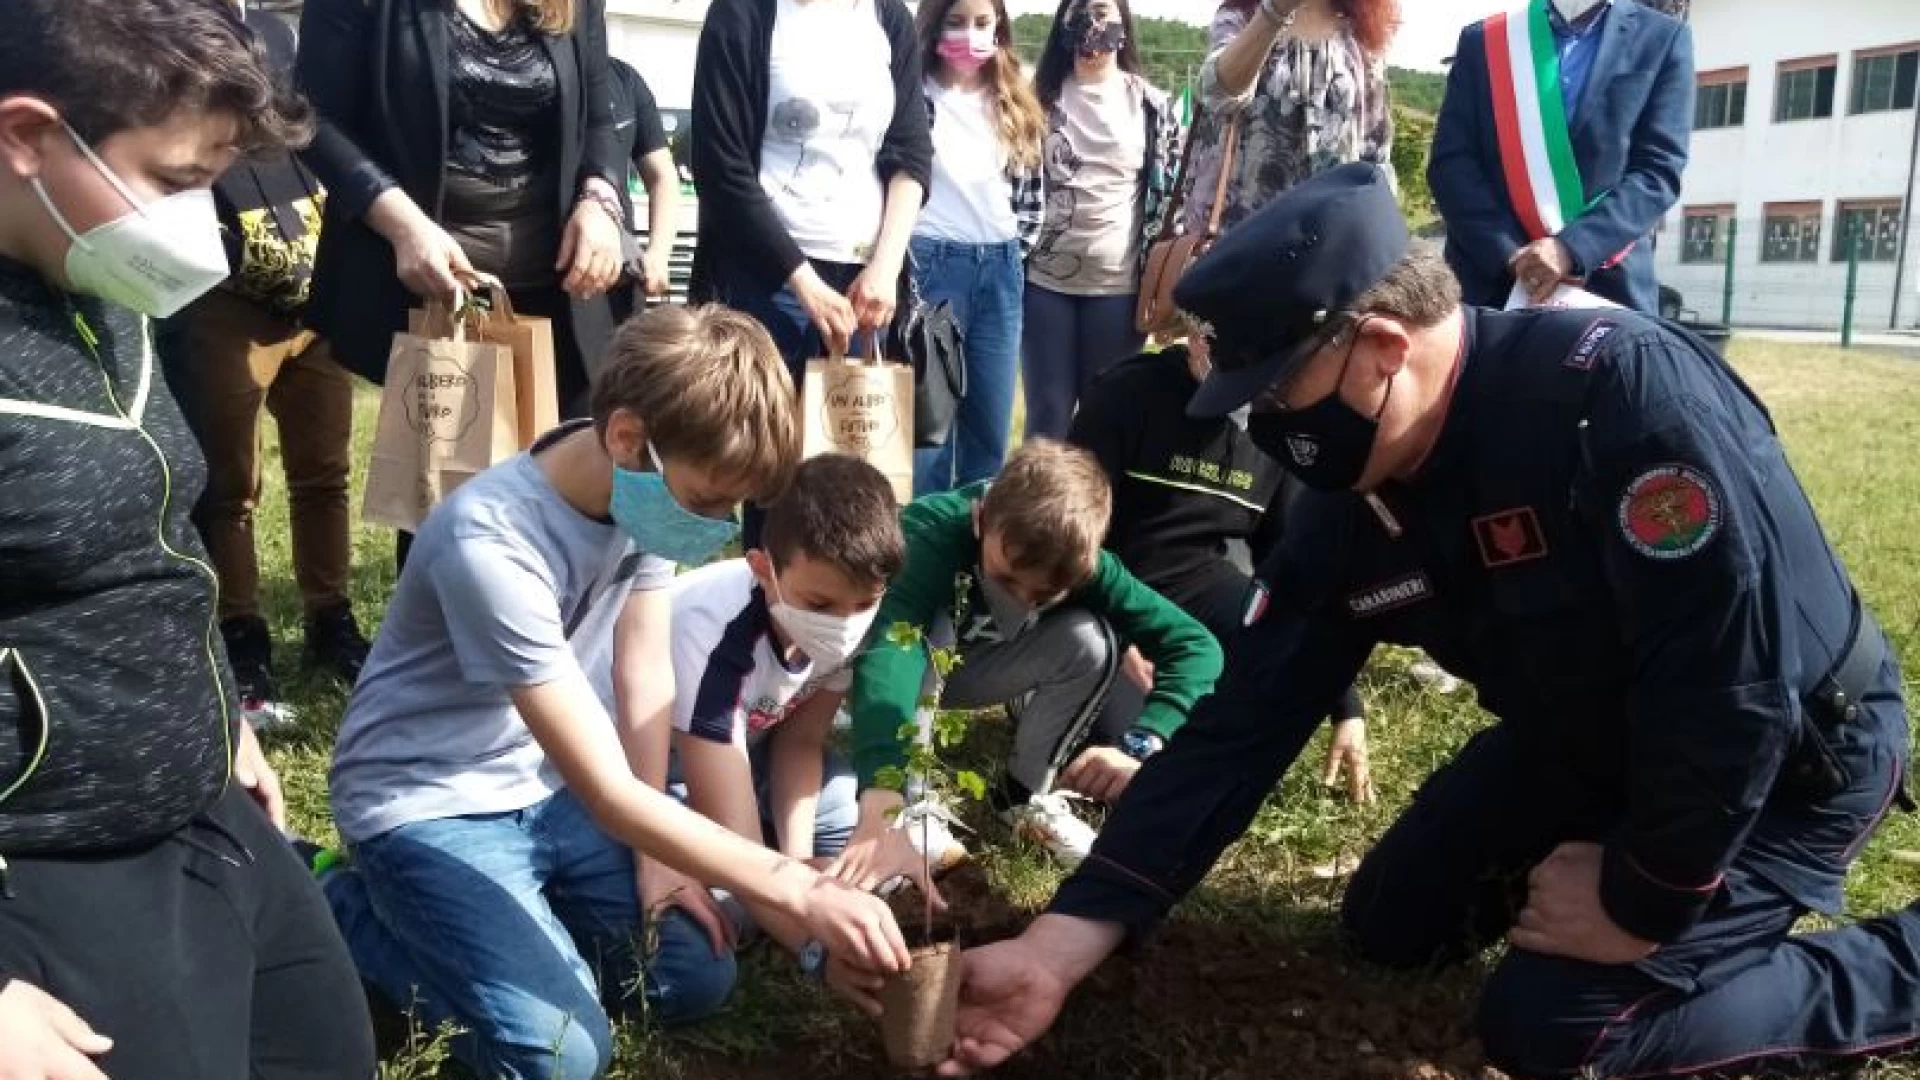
[681, 864, 1512, 1080]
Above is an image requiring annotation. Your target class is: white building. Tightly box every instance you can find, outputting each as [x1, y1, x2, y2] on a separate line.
[1655, 0, 1920, 331]
[607, 0, 709, 126]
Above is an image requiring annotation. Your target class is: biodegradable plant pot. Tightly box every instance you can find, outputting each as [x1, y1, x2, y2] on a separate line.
[878, 937, 962, 1070]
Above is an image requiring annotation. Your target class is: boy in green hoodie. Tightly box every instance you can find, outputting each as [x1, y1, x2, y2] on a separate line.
[834, 440, 1222, 873]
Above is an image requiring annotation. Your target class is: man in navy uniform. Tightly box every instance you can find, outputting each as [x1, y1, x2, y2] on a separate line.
[935, 163, 1920, 1080]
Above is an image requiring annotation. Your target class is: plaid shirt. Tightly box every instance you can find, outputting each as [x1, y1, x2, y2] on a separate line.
[922, 92, 1047, 259]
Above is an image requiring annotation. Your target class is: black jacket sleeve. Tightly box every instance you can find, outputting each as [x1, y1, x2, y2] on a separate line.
[690, 0, 808, 285]
[1580, 333, 1801, 943]
[574, 0, 623, 196]
[1048, 562, 1372, 936]
[874, 0, 933, 199]
[295, 0, 397, 222]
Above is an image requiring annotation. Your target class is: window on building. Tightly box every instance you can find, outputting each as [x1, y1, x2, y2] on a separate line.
[1775, 58, 1838, 121]
[1681, 206, 1734, 264]
[1695, 69, 1748, 130]
[1761, 203, 1823, 263]
[1832, 200, 1904, 262]
[1849, 47, 1919, 115]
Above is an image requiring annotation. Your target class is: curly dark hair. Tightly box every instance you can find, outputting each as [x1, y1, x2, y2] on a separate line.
[0, 0, 312, 152]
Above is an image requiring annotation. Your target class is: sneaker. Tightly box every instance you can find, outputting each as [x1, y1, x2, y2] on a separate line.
[305, 603, 372, 687]
[1003, 791, 1099, 868]
[1407, 656, 1464, 695]
[221, 616, 293, 729]
[894, 798, 971, 874]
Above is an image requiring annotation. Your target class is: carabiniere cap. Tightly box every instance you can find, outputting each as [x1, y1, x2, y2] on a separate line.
[1179, 162, 1411, 419]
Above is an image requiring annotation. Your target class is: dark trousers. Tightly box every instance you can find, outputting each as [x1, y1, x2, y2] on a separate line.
[0, 787, 375, 1079]
[1341, 702, 1920, 1079]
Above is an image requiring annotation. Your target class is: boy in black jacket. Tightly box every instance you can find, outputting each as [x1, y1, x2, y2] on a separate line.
[1070, 346, 1374, 800]
[0, 1, 373, 1076]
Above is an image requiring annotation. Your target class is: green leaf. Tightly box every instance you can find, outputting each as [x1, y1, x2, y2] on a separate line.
[896, 722, 921, 744]
[886, 622, 923, 649]
[872, 766, 907, 793]
[955, 770, 987, 802]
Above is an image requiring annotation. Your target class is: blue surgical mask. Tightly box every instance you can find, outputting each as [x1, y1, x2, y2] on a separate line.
[609, 441, 739, 565]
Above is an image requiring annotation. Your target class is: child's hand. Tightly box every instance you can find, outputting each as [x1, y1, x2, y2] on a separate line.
[824, 955, 887, 1017]
[1321, 717, 1374, 804]
[1120, 647, 1155, 692]
[799, 875, 912, 974]
[1060, 746, 1140, 805]
[639, 858, 736, 958]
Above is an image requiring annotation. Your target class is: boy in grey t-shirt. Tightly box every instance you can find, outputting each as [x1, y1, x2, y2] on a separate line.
[319, 307, 921, 1080]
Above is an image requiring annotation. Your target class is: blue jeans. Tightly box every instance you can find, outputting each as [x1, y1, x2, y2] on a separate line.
[909, 237, 1024, 496]
[1020, 282, 1144, 441]
[324, 789, 737, 1080]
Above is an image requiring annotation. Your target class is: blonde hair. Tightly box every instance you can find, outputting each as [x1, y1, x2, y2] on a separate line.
[979, 440, 1112, 590]
[590, 305, 800, 504]
[915, 0, 1047, 170]
[488, 0, 574, 34]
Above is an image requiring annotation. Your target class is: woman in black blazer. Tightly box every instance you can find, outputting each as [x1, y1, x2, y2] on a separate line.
[297, 0, 627, 415]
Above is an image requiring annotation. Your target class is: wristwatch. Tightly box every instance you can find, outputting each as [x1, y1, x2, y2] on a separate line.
[798, 938, 829, 981]
[1119, 728, 1165, 762]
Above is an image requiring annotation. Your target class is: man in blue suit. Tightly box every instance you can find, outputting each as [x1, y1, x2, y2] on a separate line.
[1429, 0, 1694, 313]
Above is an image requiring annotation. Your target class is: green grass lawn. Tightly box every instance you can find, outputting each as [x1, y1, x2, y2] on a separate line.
[250, 338, 1920, 1079]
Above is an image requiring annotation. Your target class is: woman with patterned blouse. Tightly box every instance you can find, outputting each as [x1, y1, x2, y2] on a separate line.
[1181, 0, 1396, 241]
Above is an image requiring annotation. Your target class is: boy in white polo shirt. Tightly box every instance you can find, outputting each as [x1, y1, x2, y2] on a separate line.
[667, 455, 909, 1004]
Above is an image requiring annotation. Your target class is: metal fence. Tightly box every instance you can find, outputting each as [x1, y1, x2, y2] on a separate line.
[1657, 212, 1919, 346]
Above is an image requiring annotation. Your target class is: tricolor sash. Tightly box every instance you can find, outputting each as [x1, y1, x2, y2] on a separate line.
[1483, 3, 1594, 240]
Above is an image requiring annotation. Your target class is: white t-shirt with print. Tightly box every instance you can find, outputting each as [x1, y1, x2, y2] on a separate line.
[668, 560, 854, 748]
[917, 80, 1017, 245]
[760, 0, 895, 265]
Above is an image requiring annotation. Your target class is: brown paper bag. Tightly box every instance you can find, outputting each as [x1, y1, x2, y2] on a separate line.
[801, 353, 916, 505]
[363, 309, 521, 531]
[410, 279, 560, 449]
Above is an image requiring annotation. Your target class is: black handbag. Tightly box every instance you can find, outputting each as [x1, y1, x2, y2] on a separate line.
[887, 259, 967, 450]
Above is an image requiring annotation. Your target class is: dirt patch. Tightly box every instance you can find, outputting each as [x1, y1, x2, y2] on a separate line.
[680, 865, 1507, 1080]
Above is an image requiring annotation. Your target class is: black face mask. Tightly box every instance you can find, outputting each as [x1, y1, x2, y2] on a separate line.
[1246, 328, 1392, 492]
[1065, 11, 1126, 56]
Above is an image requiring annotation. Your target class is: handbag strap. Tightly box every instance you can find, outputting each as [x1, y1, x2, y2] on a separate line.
[1203, 116, 1242, 240]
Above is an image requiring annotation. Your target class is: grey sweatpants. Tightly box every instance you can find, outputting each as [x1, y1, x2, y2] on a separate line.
[940, 608, 1122, 794]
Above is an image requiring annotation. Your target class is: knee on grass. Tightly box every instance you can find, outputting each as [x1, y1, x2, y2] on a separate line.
[1476, 951, 1614, 1080]
[484, 1009, 615, 1080]
[643, 910, 741, 1026]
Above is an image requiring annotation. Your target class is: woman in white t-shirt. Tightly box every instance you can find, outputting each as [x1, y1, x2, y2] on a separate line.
[691, 0, 933, 538]
[908, 0, 1048, 496]
[1022, 0, 1181, 441]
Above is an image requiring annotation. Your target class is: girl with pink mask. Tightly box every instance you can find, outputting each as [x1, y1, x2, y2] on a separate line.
[907, 0, 1047, 495]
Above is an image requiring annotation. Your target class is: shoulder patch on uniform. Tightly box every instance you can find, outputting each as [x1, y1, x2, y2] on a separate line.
[1472, 507, 1548, 568]
[1242, 579, 1271, 627]
[1346, 572, 1433, 617]
[1564, 318, 1618, 371]
[1617, 464, 1722, 560]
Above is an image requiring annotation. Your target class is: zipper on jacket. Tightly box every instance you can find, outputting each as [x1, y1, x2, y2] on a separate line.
[0, 649, 52, 809]
[69, 310, 234, 786]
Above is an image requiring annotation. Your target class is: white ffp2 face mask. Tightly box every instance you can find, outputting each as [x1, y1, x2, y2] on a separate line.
[1550, 0, 1605, 22]
[30, 123, 229, 319]
[768, 578, 881, 671]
